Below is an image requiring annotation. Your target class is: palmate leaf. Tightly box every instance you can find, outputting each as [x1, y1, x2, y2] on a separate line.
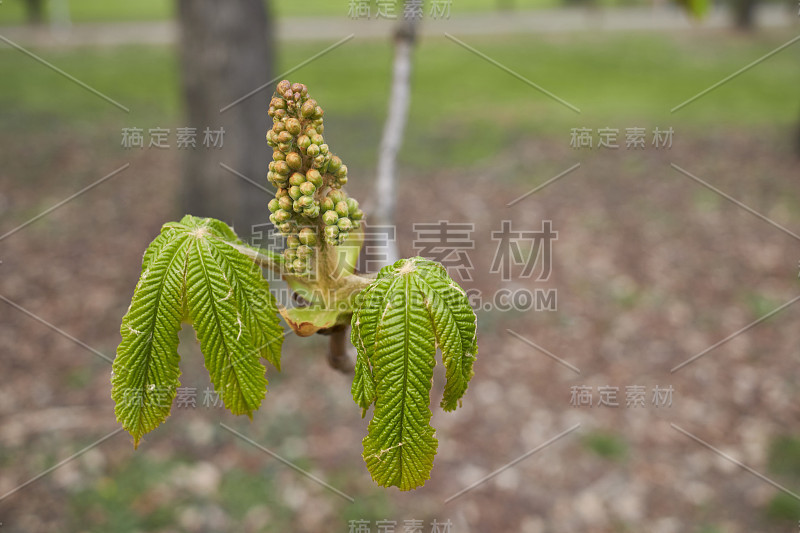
[112, 216, 283, 446]
[351, 257, 478, 490]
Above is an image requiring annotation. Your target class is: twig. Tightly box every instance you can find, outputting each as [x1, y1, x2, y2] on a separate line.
[371, 11, 418, 267]
[325, 326, 355, 374]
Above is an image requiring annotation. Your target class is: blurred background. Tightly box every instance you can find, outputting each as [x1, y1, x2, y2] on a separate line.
[1, 0, 799, 531]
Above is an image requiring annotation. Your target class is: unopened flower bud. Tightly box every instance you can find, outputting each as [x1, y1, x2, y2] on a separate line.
[279, 221, 294, 234]
[297, 195, 313, 209]
[297, 135, 311, 151]
[299, 181, 316, 196]
[305, 169, 323, 188]
[275, 209, 291, 223]
[335, 201, 349, 218]
[314, 106, 324, 118]
[301, 99, 317, 118]
[346, 198, 359, 214]
[321, 198, 334, 212]
[278, 142, 292, 153]
[277, 196, 293, 215]
[324, 225, 339, 239]
[277, 131, 293, 144]
[273, 161, 290, 176]
[336, 165, 348, 179]
[328, 156, 342, 173]
[337, 217, 353, 232]
[275, 187, 289, 199]
[303, 204, 320, 218]
[286, 235, 300, 249]
[273, 122, 286, 134]
[289, 185, 303, 200]
[274, 109, 287, 120]
[289, 172, 306, 187]
[292, 258, 307, 272]
[273, 150, 285, 161]
[292, 199, 303, 213]
[327, 190, 344, 204]
[298, 227, 317, 246]
[338, 175, 348, 186]
[296, 244, 312, 259]
[285, 118, 302, 136]
[286, 152, 302, 170]
[319, 144, 329, 155]
[277, 80, 291, 93]
[311, 134, 324, 146]
[268, 198, 280, 213]
[351, 209, 364, 221]
[283, 248, 296, 261]
[322, 211, 339, 226]
[306, 144, 320, 157]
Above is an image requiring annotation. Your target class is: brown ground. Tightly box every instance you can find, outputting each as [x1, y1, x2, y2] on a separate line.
[1, 123, 799, 532]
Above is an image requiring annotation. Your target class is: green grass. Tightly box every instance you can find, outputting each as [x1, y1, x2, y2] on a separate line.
[0, 45, 179, 130]
[0, 0, 173, 24]
[694, 526, 724, 533]
[765, 492, 800, 523]
[68, 455, 185, 531]
[763, 436, 800, 524]
[0, 31, 796, 170]
[0, 0, 637, 24]
[582, 431, 628, 461]
[68, 454, 307, 532]
[768, 435, 800, 479]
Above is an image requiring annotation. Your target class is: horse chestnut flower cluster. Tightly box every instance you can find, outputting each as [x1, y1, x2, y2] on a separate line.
[266, 80, 364, 274]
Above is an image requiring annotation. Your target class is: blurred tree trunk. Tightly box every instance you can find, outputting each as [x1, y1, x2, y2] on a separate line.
[732, 0, 758, 30]
[24, 0, 45, 24]
[177, 0, 273, 242]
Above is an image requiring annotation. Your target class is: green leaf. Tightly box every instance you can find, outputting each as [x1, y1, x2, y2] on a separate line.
[186, 236, 265, 416]
[112, 226, 192, 447]
[212, 239, 284, 372]
[415, 262, 477, 411]
[113, 216, 284, 444]
[351, 257, 478, 490]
